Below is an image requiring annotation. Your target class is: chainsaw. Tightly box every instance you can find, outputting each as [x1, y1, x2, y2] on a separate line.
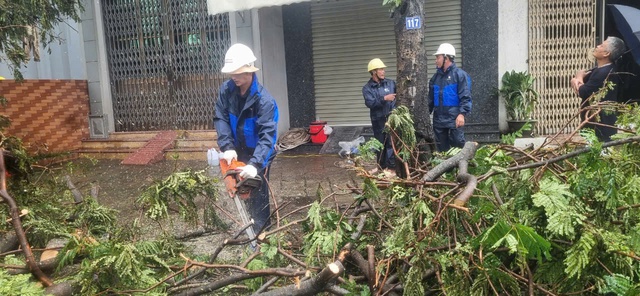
[219, 158, 262, 248]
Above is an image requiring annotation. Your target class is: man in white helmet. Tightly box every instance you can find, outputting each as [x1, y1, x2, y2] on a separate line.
[362, 58, 396, 172]
[214, 43, 279, 233]
[428, 43, 472, 152]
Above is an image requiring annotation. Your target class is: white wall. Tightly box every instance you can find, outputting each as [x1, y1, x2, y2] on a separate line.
[498, 0, 529, 132]
[259, 6, 290, 133]
[230, 7, 291, 135]
[0, 21, 87, 80]
[82, 0, 115, 137]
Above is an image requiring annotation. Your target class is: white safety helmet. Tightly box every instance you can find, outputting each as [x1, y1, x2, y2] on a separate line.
[221, 43, 259, 74]
[433, 43, 456, 57]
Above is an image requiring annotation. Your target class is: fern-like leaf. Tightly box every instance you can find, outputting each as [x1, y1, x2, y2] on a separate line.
[532, 178, 586, 239]
[564, 231, 596, 278]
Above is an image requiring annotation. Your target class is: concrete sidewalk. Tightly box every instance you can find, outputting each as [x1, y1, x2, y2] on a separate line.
[269, 153, 361, 206]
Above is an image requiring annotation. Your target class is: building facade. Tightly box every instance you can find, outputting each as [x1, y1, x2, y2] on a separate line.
[3, 0, 637, 141]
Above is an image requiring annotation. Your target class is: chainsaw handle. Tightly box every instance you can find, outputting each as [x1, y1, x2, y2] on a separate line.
[220, 158, 246, 174]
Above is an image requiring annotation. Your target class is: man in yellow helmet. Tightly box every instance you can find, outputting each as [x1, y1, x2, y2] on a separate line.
[362, 58, 396, 172]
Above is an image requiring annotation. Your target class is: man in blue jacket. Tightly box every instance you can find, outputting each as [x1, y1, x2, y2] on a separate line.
[428, 43, 472, 152]
[214, 43, 279, 233]
[362, 58, 396, 172]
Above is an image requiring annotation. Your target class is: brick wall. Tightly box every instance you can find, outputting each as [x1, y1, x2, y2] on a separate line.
[0, 80, 89, 154]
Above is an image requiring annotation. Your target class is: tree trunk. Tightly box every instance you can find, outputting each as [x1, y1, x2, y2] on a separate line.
[392, 0, 436, 161]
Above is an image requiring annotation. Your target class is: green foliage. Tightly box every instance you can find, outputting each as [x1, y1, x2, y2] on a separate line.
[564, 231, 596, 278]
[354, 103, 640, 294]
[386, 106, 415, 161]
[360, 177, 382, 201]
[0, 0, 84, 80]
[137, 170, 219, 224]
[0, 135, 35, 178]
[381, 0, 402, 8]
[613, 103, 640, 137]
[342, 279, 371, 296]
[70, 196, 118, 236]
[500, 122, 533, 145]
[0, 269, 44, 296]
[69, 239, 178, 294]
[599, 274, 640, 296]
[303, 202, 352, 265]
[470, 254, 520, 296]
[383, 214, 416, 257]
[532, 178, 587, 239]
[474, 220, 551, 261]
[358, 137, 383, 163]
[403, 264, 426, 295]
[499, 70, 539, 120]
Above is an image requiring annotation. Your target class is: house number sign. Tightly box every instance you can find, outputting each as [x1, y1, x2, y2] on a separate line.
[405, 16, 421, 30]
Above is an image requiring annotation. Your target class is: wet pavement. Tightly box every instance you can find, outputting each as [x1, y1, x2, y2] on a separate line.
[269, 153, 361, 204]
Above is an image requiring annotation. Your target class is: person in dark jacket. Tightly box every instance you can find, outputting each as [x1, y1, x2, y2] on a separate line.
[362, 58, 396, 171]
[570, 36, 625, 142]
[214, 43, 279, 233]
[428, 43, 472, 152]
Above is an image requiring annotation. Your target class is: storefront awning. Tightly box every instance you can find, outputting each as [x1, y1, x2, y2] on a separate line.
[207, 0, 313, 15]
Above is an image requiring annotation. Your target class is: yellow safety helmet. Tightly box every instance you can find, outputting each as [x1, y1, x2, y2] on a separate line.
[367, 58, 387, 72]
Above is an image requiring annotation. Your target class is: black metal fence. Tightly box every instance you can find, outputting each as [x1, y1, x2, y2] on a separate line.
[103, 0, 230, 131]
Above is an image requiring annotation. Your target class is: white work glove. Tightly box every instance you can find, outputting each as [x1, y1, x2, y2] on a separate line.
[238, 165, 258, 178]
[222, 150, 237, 164]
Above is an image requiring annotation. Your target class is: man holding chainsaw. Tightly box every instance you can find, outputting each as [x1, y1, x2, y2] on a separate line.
[214, 43, 279, 233]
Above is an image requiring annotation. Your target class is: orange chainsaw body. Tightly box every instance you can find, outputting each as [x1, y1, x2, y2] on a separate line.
[219, 159, 261, 200]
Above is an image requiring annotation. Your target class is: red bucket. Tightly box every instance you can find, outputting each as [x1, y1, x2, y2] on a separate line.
[309, 121, 328, 144]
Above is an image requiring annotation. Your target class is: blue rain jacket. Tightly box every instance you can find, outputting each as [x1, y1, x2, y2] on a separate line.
[362, 78, 396, 121]
[214, 74, 279, 170]
[428, 63, 472, 128]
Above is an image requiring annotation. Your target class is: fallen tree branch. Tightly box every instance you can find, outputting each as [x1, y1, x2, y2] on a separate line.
[507, 135, 640, 172]
[453, 159, 477, 206]
[0, 149, 53, 287]
[255, 261, 345, 296]
[422, 142, 478, 182]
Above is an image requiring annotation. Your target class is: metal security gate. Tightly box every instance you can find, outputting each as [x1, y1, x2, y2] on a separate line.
[103, 0, 230, 131]
[529, 0, 596, 135]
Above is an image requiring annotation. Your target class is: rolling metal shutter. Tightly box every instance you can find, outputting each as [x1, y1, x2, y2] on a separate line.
[310, 0, 461, 125]
[311, 0, 396, 125]
[425, 0, 462, 78]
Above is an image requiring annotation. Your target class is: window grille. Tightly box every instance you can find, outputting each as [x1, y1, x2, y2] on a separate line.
[103, 0, 230, 131]
[529, 0, 596, 135]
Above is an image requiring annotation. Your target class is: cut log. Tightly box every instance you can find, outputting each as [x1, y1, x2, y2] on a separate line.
[44, 281, 78, 296]
[64, 175, 83, 204]
[256, 261, 345, 296]
[0, 231, 18, 253]
[39, 238, 69, 272]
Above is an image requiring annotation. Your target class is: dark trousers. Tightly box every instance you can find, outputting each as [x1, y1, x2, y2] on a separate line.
[372, 118, 395, 169]
[244, 166, 270, 233]
[580, 109, 617, 142]
[238, 153, 271, 233]
[434, 126, 466, 152]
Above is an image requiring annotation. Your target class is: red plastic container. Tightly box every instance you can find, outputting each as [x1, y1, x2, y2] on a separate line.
[309, 121, 328, 144]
